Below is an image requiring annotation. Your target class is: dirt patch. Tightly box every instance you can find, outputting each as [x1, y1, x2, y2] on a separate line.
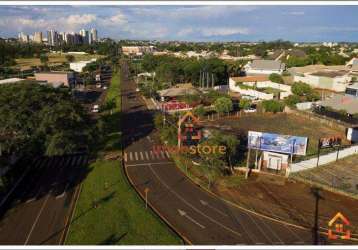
[211, 171, 358, 236]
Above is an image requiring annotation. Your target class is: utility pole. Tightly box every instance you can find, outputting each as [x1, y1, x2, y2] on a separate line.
[245, 147, 251, 179]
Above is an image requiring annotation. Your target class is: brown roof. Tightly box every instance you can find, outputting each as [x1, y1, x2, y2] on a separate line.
[310, 70, 348, 78]
[231, 76, 269, 83]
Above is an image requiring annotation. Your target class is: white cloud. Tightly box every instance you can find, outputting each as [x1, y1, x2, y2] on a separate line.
[286, 11, 305, 15]
[66, 14, 96, 26]
[200, 27, 250, 37]
[177, 27, 194, 37]
[101, 11, 128, 26]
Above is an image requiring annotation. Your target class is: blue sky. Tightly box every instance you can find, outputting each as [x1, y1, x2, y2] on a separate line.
[1, 5, 358, 42]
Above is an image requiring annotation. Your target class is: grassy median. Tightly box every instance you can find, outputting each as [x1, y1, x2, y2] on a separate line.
[65, 70, 182, 245]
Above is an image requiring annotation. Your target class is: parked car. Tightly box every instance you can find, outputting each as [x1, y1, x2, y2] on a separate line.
[136, 87, 140, 92]
[243, 107, 257, 113]
[96, 83, 102, 88]
[92, 104, 99, 113]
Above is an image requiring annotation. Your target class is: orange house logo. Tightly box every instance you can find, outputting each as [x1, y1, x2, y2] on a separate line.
[328, 212, 351, 240]
[177, 111, 201, 147]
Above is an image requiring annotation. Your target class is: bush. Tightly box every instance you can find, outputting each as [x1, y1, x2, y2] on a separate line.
[269, 73, 284, 84]
[292, 81, 313, 96]
[239, 98, 252, 110]
[214, 97, 233, 114]
[193, 105, 206, 117]
[262, 100, 285, 113]
[284, 94, 301, 107]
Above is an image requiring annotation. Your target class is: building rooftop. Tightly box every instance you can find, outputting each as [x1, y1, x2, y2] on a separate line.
[0, 78, 24, 85]
[320, 94, 358, 114]
[346, 82, 358, 90]
[35, 71, 72, 75]
[288, 64, 348, 75]
[310, 70, 348, 78]
[249, 60, 285, 71]
[231, 75, 269, 83]
[159, 86, 201, 97]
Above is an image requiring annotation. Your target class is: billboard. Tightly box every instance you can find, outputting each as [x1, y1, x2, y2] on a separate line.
[248, 131, 308, 156]
[319, 136, 342, 148]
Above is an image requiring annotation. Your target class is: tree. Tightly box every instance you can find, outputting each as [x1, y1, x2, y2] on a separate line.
[292, 81, 313, 96]
[65, 54, 75, 63]
[214, 97, 233, 114]
[269, 73, 284, 84]
[239, 98, 252, 110]
[193, 105, 206, 118]
[262, 100, 285, 113]
[284, 94, 301, 107]
[0, 82, 93, 158]
[39, 53, 49, 66]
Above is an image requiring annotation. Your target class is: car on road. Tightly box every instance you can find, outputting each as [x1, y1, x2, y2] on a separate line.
[136, 87, 140, 92]
[92, 104, 99, 113]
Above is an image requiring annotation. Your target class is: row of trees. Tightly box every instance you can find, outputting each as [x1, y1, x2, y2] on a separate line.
[141, 54, 245, 87]
[0, 82, 95, 158]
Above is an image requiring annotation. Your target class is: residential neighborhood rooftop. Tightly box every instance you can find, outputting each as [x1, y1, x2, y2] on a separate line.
[319, 94, 358, 114]
[250, 59, 286, 71]
[231, 75, 269, 83]
[310, 70, 349, 78]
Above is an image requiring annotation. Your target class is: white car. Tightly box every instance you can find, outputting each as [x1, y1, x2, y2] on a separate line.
[96, 83, 102, 88]
[243, 108, 257, 113]
[136, 88, 140, 92]
[103, 86, 107, 90]
[92, 104, 99, 113]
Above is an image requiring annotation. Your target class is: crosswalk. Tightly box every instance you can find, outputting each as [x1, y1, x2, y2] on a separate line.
[124, 150, 171, 162]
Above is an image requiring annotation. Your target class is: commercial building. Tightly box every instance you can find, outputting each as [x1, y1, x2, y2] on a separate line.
[70, 59, 97, 72]
[244, 60, 286, 75]
[47, 30, 59, 46]
[35, 72, 76, 88]
[91, 28, 98, 42]
[345, 83, 358, 98]
[18, 32, 29, 43]
[33, 32, 43, 43]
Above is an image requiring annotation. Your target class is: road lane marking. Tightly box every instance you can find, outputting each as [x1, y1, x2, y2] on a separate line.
[178, 209, 205, 229]
[25, 194, 50, 244]
[150, 151, 154, 160]
[126, 162, 174, 167]
[199, 200, 229, 217]
[145, 151, 149, 160]
[135, 152, 138, 161]
[140, 152, 144, 160]
[129, 152, 133, 161]
[148, 164, 242, 238]
[160, 151, 165, 159]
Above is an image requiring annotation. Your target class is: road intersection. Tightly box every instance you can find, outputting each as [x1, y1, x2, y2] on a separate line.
[121, 62, 320, 245]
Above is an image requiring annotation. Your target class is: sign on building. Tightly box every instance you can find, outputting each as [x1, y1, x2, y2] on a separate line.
[248, 131, 308, 156]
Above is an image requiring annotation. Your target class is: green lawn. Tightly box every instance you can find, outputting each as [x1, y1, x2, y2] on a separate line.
[65, 70, 182, 245]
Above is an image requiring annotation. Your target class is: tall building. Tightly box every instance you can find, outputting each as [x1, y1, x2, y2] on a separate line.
[91, 28, 98, 42]
[18, 32, 29, 43]
[47, 30, 59, 46]
[79, 29, 89, 44]
[33, 32, 43, 43]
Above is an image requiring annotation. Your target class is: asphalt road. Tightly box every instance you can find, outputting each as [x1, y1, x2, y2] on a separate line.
[120, 62, 332, 245]
[0, 154, 87, 245]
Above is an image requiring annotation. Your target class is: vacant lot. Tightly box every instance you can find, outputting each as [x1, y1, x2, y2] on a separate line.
[65, 71, 181, 245]
[292, 154, 358, 196]
[211, 113, 348, 158]
[15, 53, 104, 70]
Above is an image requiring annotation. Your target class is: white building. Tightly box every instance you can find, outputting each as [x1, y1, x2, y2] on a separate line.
[293, 70, 352, 92]
[70, 59, 97, 72]
[229, 76, 292, 100]
[244, 60, 286, 75]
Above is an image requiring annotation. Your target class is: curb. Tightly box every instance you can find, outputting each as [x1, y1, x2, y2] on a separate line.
[122, 161, 190, 245]
[60, 182, 83, 245]
[171, 155, 358, 242]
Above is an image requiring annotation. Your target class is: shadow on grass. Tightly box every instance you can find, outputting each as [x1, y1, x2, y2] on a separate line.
[99, 232, 128, 245]
[38, 191, 117, 245]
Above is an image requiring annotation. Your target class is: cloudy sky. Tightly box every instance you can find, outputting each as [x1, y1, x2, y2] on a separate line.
[1, 5, 358, 42]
